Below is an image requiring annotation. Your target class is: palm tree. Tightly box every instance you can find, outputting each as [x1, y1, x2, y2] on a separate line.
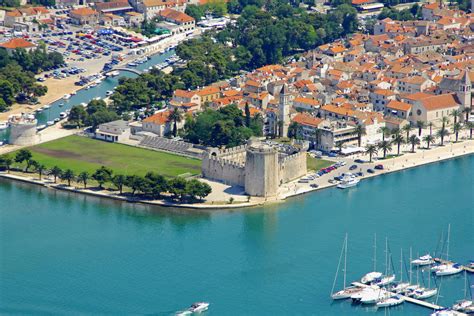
[423, 134, 435, 149]
[402, 124, 412, 141]
[168, 108, 183, 137]
[61, 169, 75, 187]
[391, 132, 404, 156]
[408, 135, 420, 153]
[354, 125, 366, 147]
[427, 122, 434, 136]
[437, 128, 449, 146]
[379, 126, 390, 141]
[462, 107, 471, 122]
[416, 120, 425, 137]
[50, 166, 62, 183]
[441, 116, 450, 128]
[466, 121, 474, 139]
[77, 171, 90, 189]
[365, 144, 378, 162]
[378, 140, 392, 159]
[36, 163, 46, 180]
[452, 122, 462, 142]
[450, 109, 460, 124]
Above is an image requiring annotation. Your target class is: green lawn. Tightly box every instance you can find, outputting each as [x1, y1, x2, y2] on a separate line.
[307, 155, 333, 171]
[19, 135, 201, 177]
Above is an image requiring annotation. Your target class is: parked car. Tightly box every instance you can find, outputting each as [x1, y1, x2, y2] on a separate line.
[349, 164, 357, 171]
[374, 164, 384, 170]
[354, 159, 365, 163]
[367, 169, 375, 174]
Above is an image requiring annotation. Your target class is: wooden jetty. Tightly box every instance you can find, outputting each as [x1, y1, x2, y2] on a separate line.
[434, 258, 474, 273]
[352, 282, 444, 310]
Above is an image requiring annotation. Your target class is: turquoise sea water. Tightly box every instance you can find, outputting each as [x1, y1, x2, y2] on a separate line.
[1, 155, 473, 315]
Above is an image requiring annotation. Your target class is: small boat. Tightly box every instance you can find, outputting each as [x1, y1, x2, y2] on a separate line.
[331, 234, 362, 300]
[430, 309, 458, 316]
[360, 289, 389, 304]
[0, 122, 8, 130]
[376, 295, 404, 308]
[59, 112, 67, 119]
[109, 70, 119, 77]
[94, 97, 100, 101]
[412, 254, 435, 266]
[435, 263, 463, 276]
[90, 83, 97, 88]
[106, 90, 113, 96]
[35, 108, 43, 113]
[392, 282, 410, 293]
[176, 302, 209, 315]
[86, 85, 92, 90]
[80, 102, 87, 107]
[63, 94, 71, 99]
[412, 288, 438, 299]
[127, 62, 137, 67]
[54, 118, 60, 123]
[36, 124, 46, 131]
[374, 274, 396, 286]
[94, 78, 102, 84]
[71, 91, 76, 95]
[337, 173, 360, 189]
[452, 271, 474, 313]
[47, 120, 54, 126]
[59, 103, 64, 107]
[43, 104, 51, 109]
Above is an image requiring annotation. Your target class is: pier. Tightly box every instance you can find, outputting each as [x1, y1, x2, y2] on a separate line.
[434, 258, 474, 273]
[352, 282, 445, 311]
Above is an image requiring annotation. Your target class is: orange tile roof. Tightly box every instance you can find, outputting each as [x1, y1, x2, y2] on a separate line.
[403, 92, 433, 101]
[0, 38, 35, 49]
[420, 94, 460, 111]
[294, 97, 320, 107]
[387, 100, 411, 112]
[160, 8, 194, 23]
[143, 111, 170, 125]
[197, 86, 220, 96]
[321, 104, 355, 117]
[292, 113, 323, 128]
[174, 89, 198, 98]
[70, 7, 98, 16]
[374, 89, 396, 96]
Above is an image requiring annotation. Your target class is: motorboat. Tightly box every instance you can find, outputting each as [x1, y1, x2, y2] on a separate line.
[106, 90, 113, 96]
[391, 282, 410, 293]
[43, 104, 51, 109]
[360, 289, 390, 304]
[361, 272, 383, 284]
[35, 108, 43, 113]
[59, 103, 64, 107]
[80, 102, 87, 107]
[54, 118, 60, 123]
[0, 122, 8, 130]
[47, 120, 54, 126]
[411, 254, 435, 266]
[431, 309, 459, 316]
[435, 263, 463, 276]
[452, 300, 473, 313]
[376, 295, 404, 308]
[403, 284, 421, 296]
[412, 288, 438, 299]
[109, 70, 120, 77]
[36, 124, 46, 131]
[351, 285, 379, 302]
[176, 302, 209, 315]
[63, 94, 71, 99]
[332, 286, 361, 300]
[59, 112, 68, 119]
[337, 173, 360, 189]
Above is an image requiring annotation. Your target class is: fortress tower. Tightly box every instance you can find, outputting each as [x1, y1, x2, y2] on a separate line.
[8, 114, 39, 146]
[457, 70, 471, 114]
[244, 140, 279, 197]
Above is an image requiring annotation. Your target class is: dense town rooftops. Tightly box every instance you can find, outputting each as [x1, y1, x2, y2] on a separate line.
[160, 8, 194, 23]
[387, 100, 412, 112]
[70, 7, 98, 16]
[0, 38, 35, 49]
[143, 111, 170, 125]
[292, 113, 323, 127]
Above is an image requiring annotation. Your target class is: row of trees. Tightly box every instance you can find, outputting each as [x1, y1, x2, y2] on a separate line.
[0, 150, 212, 202]
[185, 0, 228, 21]
[183, 104, 263, 147]
[364, 119, 474, 161]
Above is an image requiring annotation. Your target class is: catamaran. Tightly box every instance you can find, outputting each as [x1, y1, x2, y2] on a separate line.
[331, 234, 361, 300]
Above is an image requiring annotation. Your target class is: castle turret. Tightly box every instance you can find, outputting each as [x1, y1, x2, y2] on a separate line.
[8, 114, 39, 146]
[457, 70, 471, 114]
[244, 140, 279, 197]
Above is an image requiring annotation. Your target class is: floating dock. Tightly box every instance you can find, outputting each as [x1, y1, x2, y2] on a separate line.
[434, 258, 474, 273]
[351, 282, 461, 313]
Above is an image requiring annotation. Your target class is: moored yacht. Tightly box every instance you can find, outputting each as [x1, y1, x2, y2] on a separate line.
[374, 274, 396, 286]
[337, 173, 359, 189]
[435, 263, 463, 276]
[376, 295, 404, 308]
[411, 254, 435, 266]
[176, 302, 209, 315]
[361, 272, 383, 284]
[63, 94, 71, 100]
[412, 287, 438, 299]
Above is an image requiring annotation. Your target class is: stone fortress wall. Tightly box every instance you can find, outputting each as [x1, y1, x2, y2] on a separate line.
[202, 139, 307, 197]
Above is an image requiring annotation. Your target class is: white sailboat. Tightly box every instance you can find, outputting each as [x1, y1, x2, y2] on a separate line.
[392, 248, 410, 293]
[434, 224, 463, 277]
[331, 234, 361, 300]
[361, 233, 383, 284]
[374, 238, 395, 286]
[376, 295, 404, 308]
[411, 254, 435, 266]
[452, 271, 473, 313]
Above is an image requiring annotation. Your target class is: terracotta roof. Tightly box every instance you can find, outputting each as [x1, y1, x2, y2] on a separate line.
[387, 100, 412, 112]
[403, 92, 433, 101]
[292, 113, 323, 128]
[294, 97, 320, 107]
[420, 94, 460, 111]
[0, 38, 35, 49]
[142, 0, 166, 7]
[160, 8, 194, 23]
[374, 89, 396, 96]
[399, 76, 428, 85]
[197, 86, 220, 96]
[143, 110, 170, 125]
[174, 89, 198, 98]
[321, 104, 355, 117]
[95, 0, 132, 11]
[70, 7, 98, 16]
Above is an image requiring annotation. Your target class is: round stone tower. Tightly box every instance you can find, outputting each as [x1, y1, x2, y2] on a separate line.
[244, 140, 279, 197]
[9, 114, 39, 146]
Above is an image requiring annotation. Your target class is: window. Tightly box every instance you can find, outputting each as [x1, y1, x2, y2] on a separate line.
[417, 109, 422, 116]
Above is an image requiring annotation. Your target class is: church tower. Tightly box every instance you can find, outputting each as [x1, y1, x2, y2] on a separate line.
[457, 70, 471, 115]
[279, 84, 291, 137]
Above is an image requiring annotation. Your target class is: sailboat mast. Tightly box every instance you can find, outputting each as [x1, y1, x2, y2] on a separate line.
[416, 252, 420, 286]
[373, 233, 377, 271]
[343, 233, 348, 289]
[385, 237, 388, 276]
[409, 247, 413, 284]
[400, 248, 403, 282]
[331, 234, 346, 296]
[446, 224, 451, 261]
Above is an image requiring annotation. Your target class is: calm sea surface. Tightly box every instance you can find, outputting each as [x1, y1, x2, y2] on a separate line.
[1, 155, 473, 315]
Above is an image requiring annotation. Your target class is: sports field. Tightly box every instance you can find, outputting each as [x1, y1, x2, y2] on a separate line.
[306, 155, 333, 171]
[23, 135, 201, 177]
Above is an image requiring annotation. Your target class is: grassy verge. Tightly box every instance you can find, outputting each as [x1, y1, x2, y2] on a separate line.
[12, 135, 201, 177]
[306, 155, 333, 171]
